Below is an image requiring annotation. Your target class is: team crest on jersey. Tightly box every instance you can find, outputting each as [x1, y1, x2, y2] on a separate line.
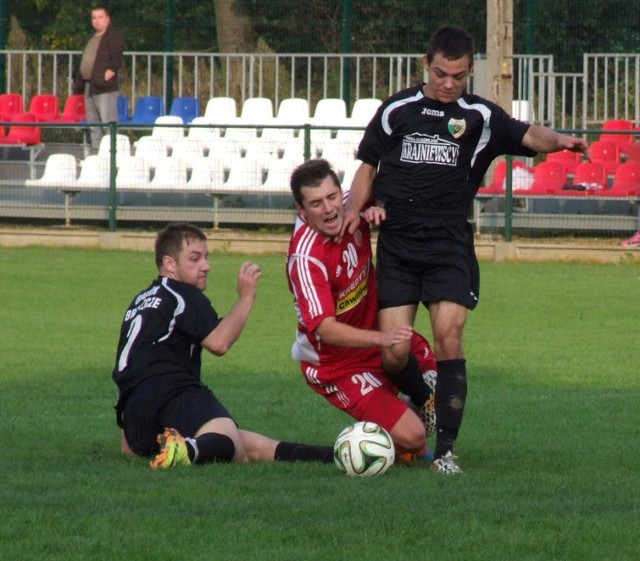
[354, 228, 363, 247]
[448, 118, 466, 139]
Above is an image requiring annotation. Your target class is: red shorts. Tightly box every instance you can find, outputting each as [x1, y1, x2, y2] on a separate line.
[300, 332, 436, 434]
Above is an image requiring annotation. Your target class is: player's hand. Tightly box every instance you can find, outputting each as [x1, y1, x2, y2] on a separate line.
[336, 208, 361, 242]
[237, 261, 262, 300]
[362, 205, 386, 226]
[380, 324, 413, 348]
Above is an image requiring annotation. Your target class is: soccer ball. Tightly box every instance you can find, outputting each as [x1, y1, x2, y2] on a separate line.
[333, 421, 395, 477]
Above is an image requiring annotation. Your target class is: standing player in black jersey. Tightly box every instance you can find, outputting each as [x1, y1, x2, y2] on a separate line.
[342, 26, 589, 474]
[113, 222, 334, 468]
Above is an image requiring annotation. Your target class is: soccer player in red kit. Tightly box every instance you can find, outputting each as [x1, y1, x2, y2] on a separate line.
[286, 159, 436, 458]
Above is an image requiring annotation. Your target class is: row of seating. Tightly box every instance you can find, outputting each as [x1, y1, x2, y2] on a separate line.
[481, 159, 640, 197]
[117, 95, 381, 129]
[95, 128, 358, 174]
[23, 150, 363, 193]
[0, 93, 86, 124]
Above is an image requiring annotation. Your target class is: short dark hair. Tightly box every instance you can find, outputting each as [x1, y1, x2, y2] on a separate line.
[92, 5, 111, 17]
[426, 25, 474, 64]
[290, 159, 341, 206]
[155, 222, 207, 269]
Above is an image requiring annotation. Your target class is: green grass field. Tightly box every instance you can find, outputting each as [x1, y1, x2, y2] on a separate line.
[1, 246, 638, 560]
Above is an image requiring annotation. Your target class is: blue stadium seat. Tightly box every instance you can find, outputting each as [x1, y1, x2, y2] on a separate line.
[129, 96, 164, 125]
[117, 96, 131, 122]
[169, 96, 200, 124]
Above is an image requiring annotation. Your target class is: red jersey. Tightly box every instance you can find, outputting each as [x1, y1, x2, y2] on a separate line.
[286, 212, 380, 373]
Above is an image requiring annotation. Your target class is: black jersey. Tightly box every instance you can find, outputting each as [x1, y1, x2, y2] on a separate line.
[357, 84, 536, 213]
[112, 276, 221, 395]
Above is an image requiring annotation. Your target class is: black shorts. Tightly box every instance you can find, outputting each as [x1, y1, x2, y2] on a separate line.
[376, 209, 480, 310]
[120, 375, 234, 457]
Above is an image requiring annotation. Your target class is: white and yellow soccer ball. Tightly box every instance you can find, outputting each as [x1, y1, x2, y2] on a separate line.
[333, 421, 395, 477]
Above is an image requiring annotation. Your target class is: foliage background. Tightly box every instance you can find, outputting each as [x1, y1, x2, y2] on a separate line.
[8, 0, 640, 71]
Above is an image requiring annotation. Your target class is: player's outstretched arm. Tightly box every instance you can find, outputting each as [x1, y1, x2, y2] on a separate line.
[523, 124, 591, 159]
[201, 261, 262, 356]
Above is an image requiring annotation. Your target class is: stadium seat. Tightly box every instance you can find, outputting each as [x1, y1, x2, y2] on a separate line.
[25, 153, 77, 187]
[75, 155, 111, 189]
[336, 98, 381, 148]
[262, 98, 310, 144]
[0, 112, 42, 145]
[310, 98, 348, 150]
[589, 140, 620, 177]
[480, 159, 529, 194]
[318, 139, 358, 175]
[341, 159, 363, 191]
[601, 162, 640, 196]
[262, 158, 298, 193]
[207, 138, 243, 169]
[133, 135, 170, 163]
[568, 161, 607, 194]
[223, 157, 263, 192]
[599, 119, 634, 150]
[59, 94, 86, 123]
[225, 97, 274, 149]
[129, 96, 164, 125]
[97, 133, 132, 166]
[243, 139, 279, 171]
[169, 96, 200, 124]
[117, 95, 131, 122]
[28, 93, 60, 122]
[187, 116, 221, 152]
[150, 156, 188, 189]
[204, 96, 237, 122]
[170, 137, 207, 170]
[150, 115, 184, 149]
[115, 156, 152, 189]
[527, 161, 568, 194]
[0, 93, 25, 122]
[621, 141, 640, 163]
[186, 157, 226, 190]
[546, 149, 582, 176]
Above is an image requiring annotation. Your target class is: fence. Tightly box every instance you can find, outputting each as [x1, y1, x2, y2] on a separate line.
[0, 120, 638, 239]
[3, 49, 640, 131]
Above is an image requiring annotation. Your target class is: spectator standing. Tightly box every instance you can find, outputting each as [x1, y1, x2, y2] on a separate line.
[73, 5, 124, 150]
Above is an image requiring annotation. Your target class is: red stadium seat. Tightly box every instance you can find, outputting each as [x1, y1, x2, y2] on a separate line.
[0, 112, 42, 145]
[567, 161, 607, 195]
[480, 159, 529, 194]
[59, 94, 86, 123]
[589, 140, 620, 176]
[599, 119, 634, 151]
[601, 162, 640, 197]
[0, 93, 25, 122]
[28, 93, 60, 122]
[528, 161, 568, 194]
[546, 149, 581, 176]
[622, 141, 640, 163]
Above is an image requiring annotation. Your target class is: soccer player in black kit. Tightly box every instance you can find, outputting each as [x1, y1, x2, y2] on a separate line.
[342, 26, 590, 473]
[113, 222, 333, 468]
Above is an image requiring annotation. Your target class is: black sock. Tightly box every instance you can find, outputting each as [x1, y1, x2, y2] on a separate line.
[187, 433, 235, 465]
[386, 352, 430, 407]
[434, 359, 467, 459]
[274, 441, 334, 463]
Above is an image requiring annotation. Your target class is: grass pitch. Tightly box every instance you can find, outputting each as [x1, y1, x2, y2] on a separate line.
[0, 246, 638, 560]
